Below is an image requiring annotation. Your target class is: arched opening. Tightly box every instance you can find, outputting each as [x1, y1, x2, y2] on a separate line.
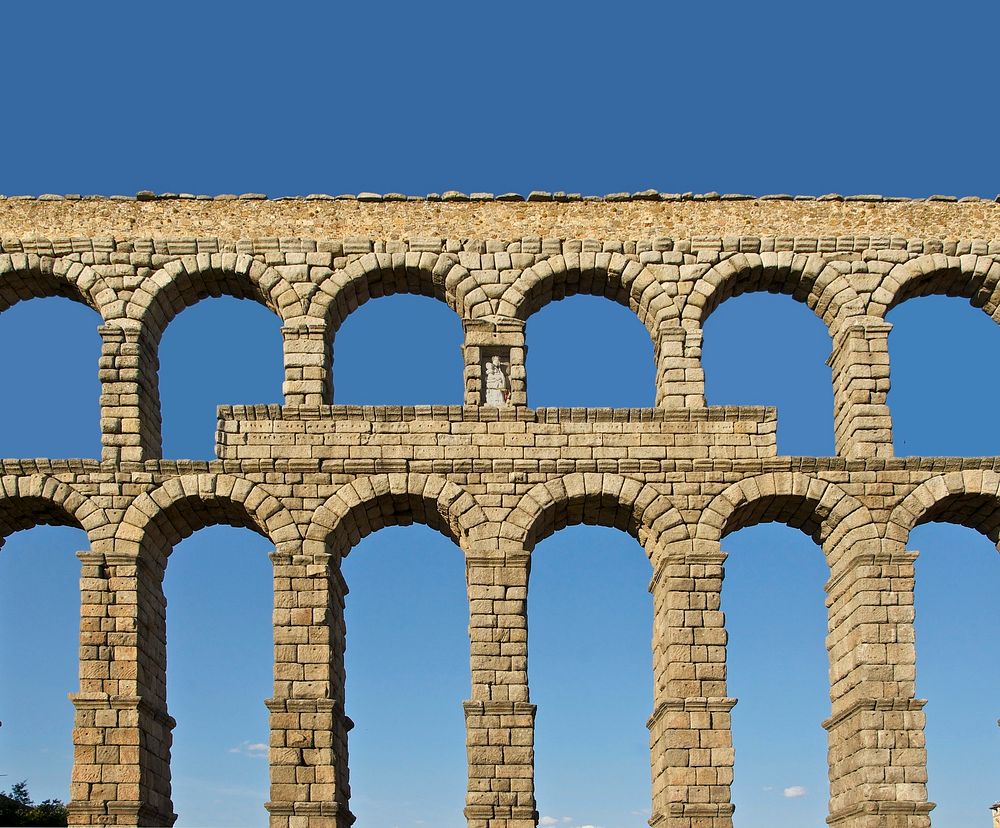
[887, 296, 1000, 455]
[529, 525, 653, 827]
[909, 523, 1000, 824]
[340, 524, 468, 825]
[332, 294, 464, 405]
[702, 294, 834, 455]
[164, 525, 273, 827]
[722, 522, 830, 826]
[0, 524, 85, 808]
[159, 297, 283, 459]
[0, 297, 101, 458]
[527, 296, 655, 408]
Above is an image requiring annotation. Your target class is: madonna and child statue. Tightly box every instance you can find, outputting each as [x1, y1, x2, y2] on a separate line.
[484, 355, 511, 406]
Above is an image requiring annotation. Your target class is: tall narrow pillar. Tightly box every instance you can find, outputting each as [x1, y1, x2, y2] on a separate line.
[69, 551, 174, 826]
[655, 325, 705, 408]
[267, 548, 353, 828]
[828, 316, 893, 459]
[464, 553, 537, 828]
[823, 543, 933, 828]
[462, 319, 526, 407]
[99, 325, 161, 463]
[283, 324, 332, 406]
[648, 542, 734, 828]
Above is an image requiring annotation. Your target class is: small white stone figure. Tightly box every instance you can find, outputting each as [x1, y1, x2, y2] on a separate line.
[484, 355, 510, 406]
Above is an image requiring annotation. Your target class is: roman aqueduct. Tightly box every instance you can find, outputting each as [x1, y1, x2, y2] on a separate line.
[1, 193, 998, 827]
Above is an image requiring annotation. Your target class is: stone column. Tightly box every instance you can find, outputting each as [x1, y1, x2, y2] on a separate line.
[462, 319, 526, 407]
[464, 553, 537, 828]
[267, 548, 353, 828]
[98, 325, 162, 463]
[648, 542, 734, 828]
[828, 315, 893, 459]
[69, 551, 174, 827]
[823, 543, 933, 828]
[283, 324, 332, 406]
[655, 325, 705, 408]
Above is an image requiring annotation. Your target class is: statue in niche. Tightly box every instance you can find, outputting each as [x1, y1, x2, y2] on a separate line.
[484, 355, 511, 406]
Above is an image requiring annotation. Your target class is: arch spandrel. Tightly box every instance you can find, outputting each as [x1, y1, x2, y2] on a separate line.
[695, 472, 878, 564]
[308, 252, 472, 335]
[683, 252, 864, 329]
[305, 473, 490, 558]
[871, 254, 1000, 320]
[506, 472, 689, 563]
[115, 473, 301, 561]
[497, 253, 679, 342]
[126, 254, 304, 345]
[0, 254, 115, 320]
[887, 470, 1000, 548]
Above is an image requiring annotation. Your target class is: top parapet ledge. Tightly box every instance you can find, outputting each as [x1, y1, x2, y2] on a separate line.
[3, 191, 998, 203]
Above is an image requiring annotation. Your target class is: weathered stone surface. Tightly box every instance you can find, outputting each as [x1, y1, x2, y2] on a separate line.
[5, 197, 993, 827]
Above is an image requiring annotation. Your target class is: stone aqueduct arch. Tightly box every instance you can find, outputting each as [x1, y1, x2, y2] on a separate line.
[2, 214, 1000, 828]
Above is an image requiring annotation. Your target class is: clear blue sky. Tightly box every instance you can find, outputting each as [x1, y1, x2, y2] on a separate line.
[1, 2, 999, 828]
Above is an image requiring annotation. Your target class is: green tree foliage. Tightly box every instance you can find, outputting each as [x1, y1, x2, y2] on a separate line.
[0, 781, 68, 826]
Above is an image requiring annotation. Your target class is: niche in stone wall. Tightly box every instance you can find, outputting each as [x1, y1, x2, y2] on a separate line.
[480, 347, 513, 406]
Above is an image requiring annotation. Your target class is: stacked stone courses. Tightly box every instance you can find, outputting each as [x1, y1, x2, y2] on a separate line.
[3, 194, 1000, 827]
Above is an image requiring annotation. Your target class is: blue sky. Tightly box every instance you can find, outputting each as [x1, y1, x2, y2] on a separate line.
[1, 2, 999, 827]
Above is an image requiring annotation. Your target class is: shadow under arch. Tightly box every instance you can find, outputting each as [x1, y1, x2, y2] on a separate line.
[0, 253, 116, 320]
[695, 472, 878, 559]
[887, 470, 1000, 548]
[0, 474, 106, 550]
[127, 254, 305, 346]
[306, 473, 489, 556]
[506, 473, 689, 560]
[873, 254, 1000, 320]
[498, 252, 677, 343]
[684, 252, 864, 329]
[308, 252, 473, 336]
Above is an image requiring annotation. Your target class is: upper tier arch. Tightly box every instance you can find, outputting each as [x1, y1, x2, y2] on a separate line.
[695, 472, 877, 559]
[887, 470, 1000, 547]
[126, 254, 305, 344]
[497, 253, 677, 341]
[305, 473, 488, 557]
[871, 254, 1000, 319]
[683, 252, 864, 328]
[0, 254, 114, 319]
[308, 252, 473, 334]
[0, 475, 106, 550]
[505, 473, 688, 560]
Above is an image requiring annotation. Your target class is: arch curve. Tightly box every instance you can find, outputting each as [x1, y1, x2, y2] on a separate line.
[684, 252, 864, 328]
[126, 254, 304, 345]
[306, 473, 488, 556]
[0, 475, 108, 550]
[308, 252, 472, 334]
[887, 470, 1000, 547]
[115, 474, 301, 559]
[498, 253, 678, 341]
[872, 254, 1000, 319]
[506, 473, 689, 556]
[695, 472, 877, 558]
[0, 254, 115, 320]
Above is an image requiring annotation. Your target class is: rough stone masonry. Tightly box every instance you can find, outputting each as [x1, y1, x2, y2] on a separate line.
[2, 190, 1000, 827]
